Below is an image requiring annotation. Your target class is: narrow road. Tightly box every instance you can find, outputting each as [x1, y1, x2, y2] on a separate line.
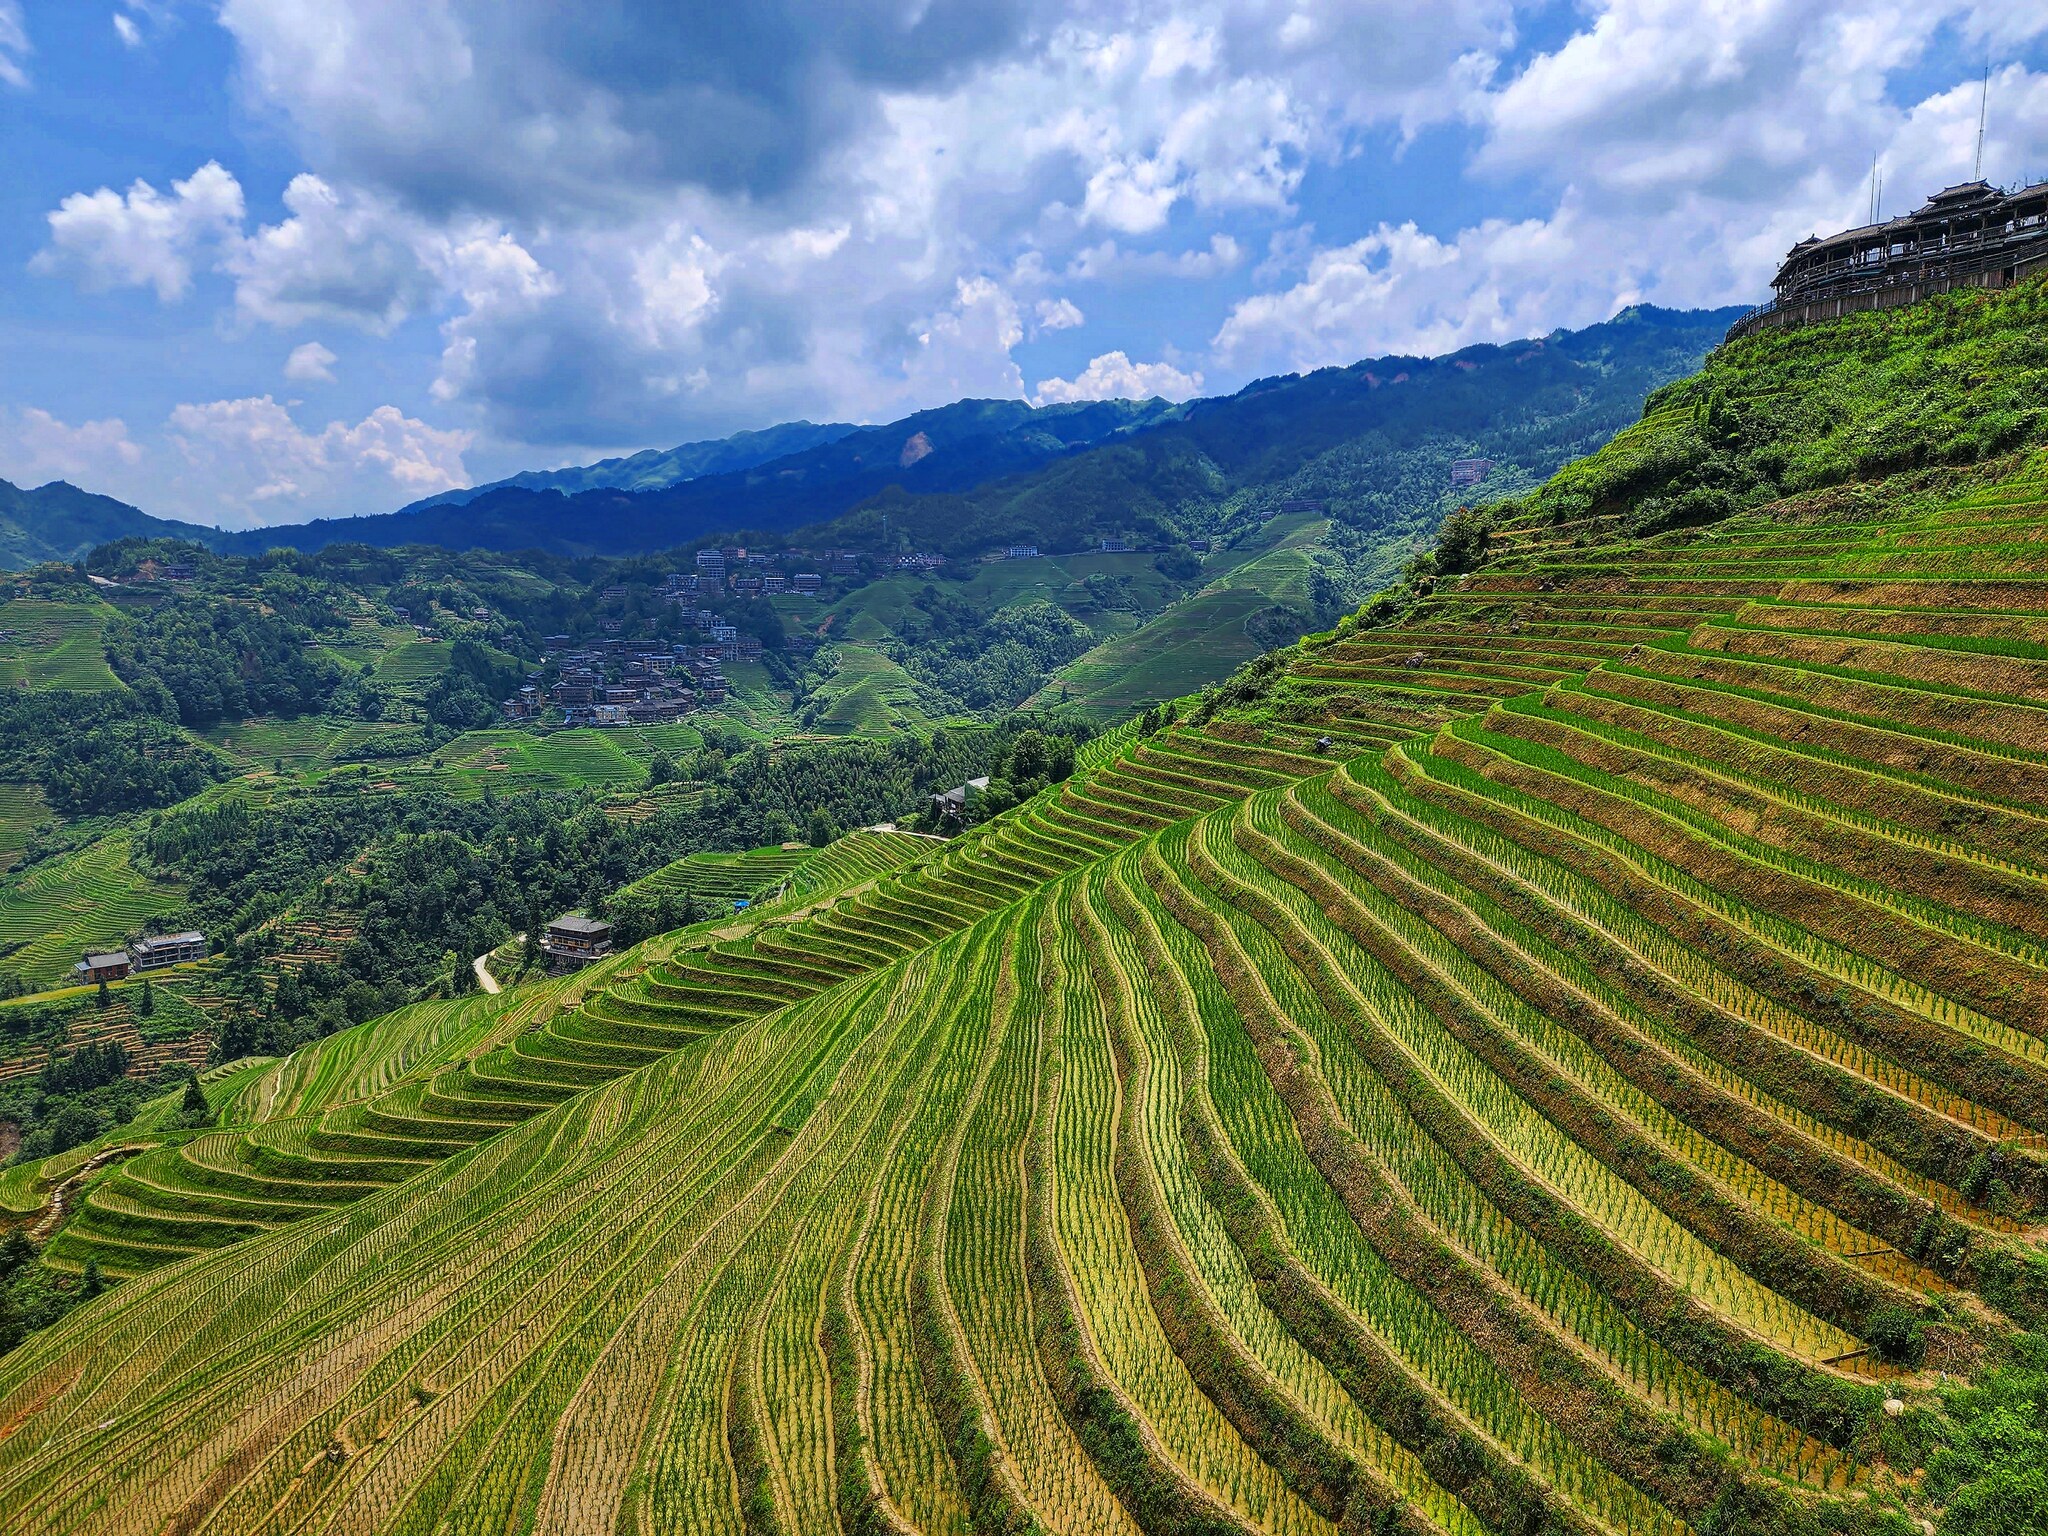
[475, 938, 518, 995]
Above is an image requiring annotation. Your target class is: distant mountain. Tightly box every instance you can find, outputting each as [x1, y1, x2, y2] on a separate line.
[80, 306, 1741, 567]
[0, 479, 220, 569]
[399, 418, 860, 511]
[209, 396, 1183, 558]
[813, 303, 1751, 559]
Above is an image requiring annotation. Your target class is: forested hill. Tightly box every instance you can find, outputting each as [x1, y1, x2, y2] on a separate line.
[814, 302, 1747, 559]
[0, 479, 217, 568]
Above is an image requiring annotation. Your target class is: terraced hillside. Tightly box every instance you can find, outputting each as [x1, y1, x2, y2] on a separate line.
[5, 441, 2048, 1525]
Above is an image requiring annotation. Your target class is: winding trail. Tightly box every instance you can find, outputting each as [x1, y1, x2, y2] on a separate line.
[475, 939, 518, 996]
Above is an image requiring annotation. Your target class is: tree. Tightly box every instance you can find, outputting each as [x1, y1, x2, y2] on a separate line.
[137, 978, 155, 1017]
[647, 750, 679, 787]
[0, 1228, 33, 1280]
[95, 980, 111, 1012]
[1435, 505, 1495, 574]
[806, 806, 836, 848]
[179, 1074, 212, 1129]
[79, 1259, 104, 1300]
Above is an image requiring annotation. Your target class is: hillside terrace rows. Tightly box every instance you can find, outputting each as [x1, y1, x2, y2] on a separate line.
[5, 472, 2048, 1532]
[41, 736, 1389, 1278]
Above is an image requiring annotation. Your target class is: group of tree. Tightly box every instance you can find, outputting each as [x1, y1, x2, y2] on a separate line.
[885, 592, 1097, 714]
[133, 716, 1076, 1059]
[0, 689, 225, 816]
[105, 595, 343, 726]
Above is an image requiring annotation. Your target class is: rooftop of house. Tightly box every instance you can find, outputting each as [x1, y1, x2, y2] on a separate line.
[548, 914, 613, 936]
[934, 776, 992, 805]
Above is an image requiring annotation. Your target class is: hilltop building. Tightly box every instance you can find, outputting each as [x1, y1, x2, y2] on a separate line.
[542, 914, 613, 970]
[76, 951, 131, 984]
[132, 932, 206, 971]
[1728, 179, 2048, 341]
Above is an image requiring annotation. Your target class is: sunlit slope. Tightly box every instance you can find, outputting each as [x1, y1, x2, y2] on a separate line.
[5, 459, 2048, 1531]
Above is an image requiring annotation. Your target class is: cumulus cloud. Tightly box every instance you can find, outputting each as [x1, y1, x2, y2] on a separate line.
[228, 175, 440, 333]
[214, 0, 1037, 216]
[172, 1, 1503, 442]
[0, 408, 143, 490]
[1034, 296, 1085, 332]
[1034, 349, 1203, 404]
[0, 2, 26, 89]
[33, 162, 245, 301]
[283, 341, 337, 382]
[165, 397, 472, 525]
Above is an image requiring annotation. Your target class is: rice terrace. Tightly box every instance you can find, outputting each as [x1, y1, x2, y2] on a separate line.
[1, 8, 2046, 1535]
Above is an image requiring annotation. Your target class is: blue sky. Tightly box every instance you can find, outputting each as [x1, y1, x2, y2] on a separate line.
[2, 1, 2045, 529]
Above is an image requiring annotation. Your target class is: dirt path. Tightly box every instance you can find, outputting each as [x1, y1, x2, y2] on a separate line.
[476, 939, 519, 996]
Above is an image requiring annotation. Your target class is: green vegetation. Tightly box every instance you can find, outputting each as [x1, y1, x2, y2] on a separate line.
[5, 288, 2048, 1534]
[0, 599, 122, 692]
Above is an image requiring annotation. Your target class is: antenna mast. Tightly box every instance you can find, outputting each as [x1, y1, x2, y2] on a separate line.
[1974, 63, 1990, 181]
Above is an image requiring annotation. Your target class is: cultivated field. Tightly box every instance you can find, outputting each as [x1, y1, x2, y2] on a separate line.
[3, 456, 2047, 1532]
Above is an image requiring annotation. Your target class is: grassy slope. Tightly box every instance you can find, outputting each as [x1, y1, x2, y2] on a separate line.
[1041, 511, 1341, 718]
[0, 600, 121, 692]
[7, 286, 2048, 1534]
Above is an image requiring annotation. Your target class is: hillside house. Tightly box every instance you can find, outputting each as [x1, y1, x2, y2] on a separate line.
[793, 574, 822, 594]
[131, 932, 206, 971]
[1449, 458, 1494, 488]
[76, 951, 131, 983]
[543, 915, 613, 969]
[1100, 536, 1131, 553]
[932, 776, 990, 824]
[1005, 544, 1040, 559]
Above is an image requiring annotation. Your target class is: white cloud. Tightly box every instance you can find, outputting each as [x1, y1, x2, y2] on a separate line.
[227, 174, 439, 333]
[1034, 296, 1085, 331]
[283, 341, 338, 382]
[1034, 349, 1203, 404]
[0, 2, 26, 89]
[0, 408, 143, 489]
[113, 13, 142, 47]
[166, 398, 472, 526]
[1214, 206, 1631, 371]
[1064, 232, 1243, 281]
[32, 162, 245, 301]
[899, 277, 1028, 404]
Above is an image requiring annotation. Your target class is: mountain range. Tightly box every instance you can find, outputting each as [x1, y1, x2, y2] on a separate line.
[4, 305, 1743, 569]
